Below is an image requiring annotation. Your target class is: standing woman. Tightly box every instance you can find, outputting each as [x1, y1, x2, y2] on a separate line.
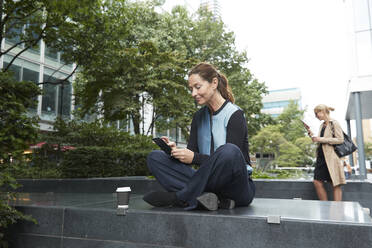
[308, 104, 345, 201]
[143, 62, 255, 210]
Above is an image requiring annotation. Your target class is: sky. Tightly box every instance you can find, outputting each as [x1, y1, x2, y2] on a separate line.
[161, 0, 355, 133]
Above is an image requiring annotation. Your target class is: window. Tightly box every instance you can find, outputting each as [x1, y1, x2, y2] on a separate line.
[23, 67, 40, 114]
[3, 62, 21, 81]
[41, 79, 57, 120]
[5, 20, 23, 45]
[3, 57, 40, 114]
[41, 68, 72, 121]
[45, 46, 59, 61]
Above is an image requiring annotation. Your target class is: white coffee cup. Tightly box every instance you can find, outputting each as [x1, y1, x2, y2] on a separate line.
[116, 187, 131, 209]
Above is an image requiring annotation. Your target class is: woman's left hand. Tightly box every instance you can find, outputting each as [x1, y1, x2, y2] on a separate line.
[171, 148, 194, 164]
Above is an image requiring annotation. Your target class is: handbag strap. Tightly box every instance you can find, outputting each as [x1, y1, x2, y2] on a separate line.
[329, 121, 336, 138]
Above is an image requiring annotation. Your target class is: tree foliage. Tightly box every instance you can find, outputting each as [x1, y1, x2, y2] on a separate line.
[365, 142, 372, 160]
[1, 0, 100, 76]
[0, 71, 39, 246]
[251, 101, 316, 169]
[0, 72, 40, 161]
[73, 1, 271, 137]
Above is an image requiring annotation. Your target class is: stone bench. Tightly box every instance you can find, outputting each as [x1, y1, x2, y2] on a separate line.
[14, 177, 372, 214]
[9, 193, 372, 248]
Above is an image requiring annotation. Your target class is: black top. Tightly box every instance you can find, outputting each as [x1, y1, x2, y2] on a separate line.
[187, 102, 250, 166]
[316, 125, 327, 165]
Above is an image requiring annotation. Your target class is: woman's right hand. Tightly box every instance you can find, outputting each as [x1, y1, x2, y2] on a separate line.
[161, 136, 177, 150]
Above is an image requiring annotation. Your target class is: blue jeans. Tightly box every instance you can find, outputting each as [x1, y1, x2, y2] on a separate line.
[147, 143, 255, 209]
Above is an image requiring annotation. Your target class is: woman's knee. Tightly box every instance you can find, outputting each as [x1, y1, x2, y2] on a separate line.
[147, 150, 167, 171]
[217, 143, 241, 159]
[313, 179, 323, 188]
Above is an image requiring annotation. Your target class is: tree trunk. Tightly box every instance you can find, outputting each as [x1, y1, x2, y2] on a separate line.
[131, 112, 140, 134]
[0, 0, 4, 45]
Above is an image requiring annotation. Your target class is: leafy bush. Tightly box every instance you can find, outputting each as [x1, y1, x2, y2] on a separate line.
[60, 147, 150, 178]
[26, 119, 157, 179]
[0, 167, 36, 246]
[251, 169, 275, 179]
[41, 118, 156, 150]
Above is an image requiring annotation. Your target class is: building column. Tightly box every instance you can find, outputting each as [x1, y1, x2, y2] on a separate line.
[346, 119, 354, 167]
[354, 92, 366, 179]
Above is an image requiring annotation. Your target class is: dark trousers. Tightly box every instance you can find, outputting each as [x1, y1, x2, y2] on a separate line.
[147, 143, 255, 209]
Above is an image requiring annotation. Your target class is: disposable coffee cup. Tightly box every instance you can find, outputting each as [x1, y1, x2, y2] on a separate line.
[116, 187, 131, 209]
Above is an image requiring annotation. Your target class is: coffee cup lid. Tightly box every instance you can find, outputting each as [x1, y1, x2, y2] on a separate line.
[116, 187, 131, 192]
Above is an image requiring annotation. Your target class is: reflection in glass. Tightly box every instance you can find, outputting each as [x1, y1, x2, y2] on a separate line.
[41, 68, 72, 121]
[45, 46, 59, 61]
[23, 67, 39, 114]
[58, 82, 72, 119]
[5, 20, 23, 45]
[3, 62, 21, 81]
[41, 81, 57, 121]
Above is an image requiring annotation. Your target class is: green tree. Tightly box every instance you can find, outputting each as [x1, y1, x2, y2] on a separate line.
[74, 1, 271, 138]
[0, 71, 39, 246]
[163, 5, 274, 136]
[72, 1, 195, 136]
[365, 142, 372, 160]
[277, 101, 306, 143]
[1, 0, 101, 76]
[0, 72, 40, 161]
[294, 136, 317, 166]
[251, 102, 316, 170]
[250, 125, 286, 169]
[275, 142, 304, 167]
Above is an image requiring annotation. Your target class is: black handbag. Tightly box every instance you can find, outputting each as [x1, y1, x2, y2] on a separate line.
[330, 122, 357, 157]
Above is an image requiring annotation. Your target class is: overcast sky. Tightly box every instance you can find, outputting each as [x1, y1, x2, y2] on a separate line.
[162, 0, 355, 133]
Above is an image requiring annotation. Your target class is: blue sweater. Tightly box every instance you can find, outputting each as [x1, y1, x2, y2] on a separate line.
[187, 100, 251, 166]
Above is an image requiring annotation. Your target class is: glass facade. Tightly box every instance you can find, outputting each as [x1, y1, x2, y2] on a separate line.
[41, 67, 72, 121]
[3, 55, 40, 115]
[261, 88, 302, 118]
[352, 0, 372, 76]
[262, 100, 299, 110]
[2, 41, 74, 126]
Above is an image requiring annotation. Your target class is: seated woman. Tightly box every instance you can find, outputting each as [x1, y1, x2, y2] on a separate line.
[143, 62, 255, 210]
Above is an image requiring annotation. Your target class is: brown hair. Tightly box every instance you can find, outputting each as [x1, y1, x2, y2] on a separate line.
[188, 62, 235, 103]
[314, 104, 335, 115]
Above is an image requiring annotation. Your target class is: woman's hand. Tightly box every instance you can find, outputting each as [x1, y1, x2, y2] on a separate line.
[312, 136, 321, 143]
[171, 148, 194, 164]
[161, 136, 177, 149]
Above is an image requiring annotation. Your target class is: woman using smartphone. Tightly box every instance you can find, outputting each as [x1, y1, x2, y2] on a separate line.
[143, 62, 255, 210]
[309, 104, 345, 201]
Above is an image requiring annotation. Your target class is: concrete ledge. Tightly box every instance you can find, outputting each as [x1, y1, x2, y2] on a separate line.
[10, 203, 372, 248]
[253, 179, 372, 214]
[15, 177, 372, 213]
[15, 177, 162, 194]
[9, 178, 372, 248]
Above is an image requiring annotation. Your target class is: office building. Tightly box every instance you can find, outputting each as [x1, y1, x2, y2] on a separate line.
[1, 35, 75, 131]
[261, 88, 302, 118]
[344, 0, 372, 177]
[200, 0, 221, 19]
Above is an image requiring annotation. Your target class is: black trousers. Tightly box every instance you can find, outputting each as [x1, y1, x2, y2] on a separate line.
[147, 143, 255, 209]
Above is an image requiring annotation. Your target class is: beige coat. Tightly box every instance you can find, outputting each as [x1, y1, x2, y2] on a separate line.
[317, 119, 346, 186]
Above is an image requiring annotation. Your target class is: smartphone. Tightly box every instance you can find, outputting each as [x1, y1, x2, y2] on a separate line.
[301, 120, 310, 129]
[301, 120, 314, 137]
[152, 137, 172, 155]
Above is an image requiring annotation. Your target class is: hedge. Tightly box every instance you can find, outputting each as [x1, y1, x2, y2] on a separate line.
[60, 146, 151, 178]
